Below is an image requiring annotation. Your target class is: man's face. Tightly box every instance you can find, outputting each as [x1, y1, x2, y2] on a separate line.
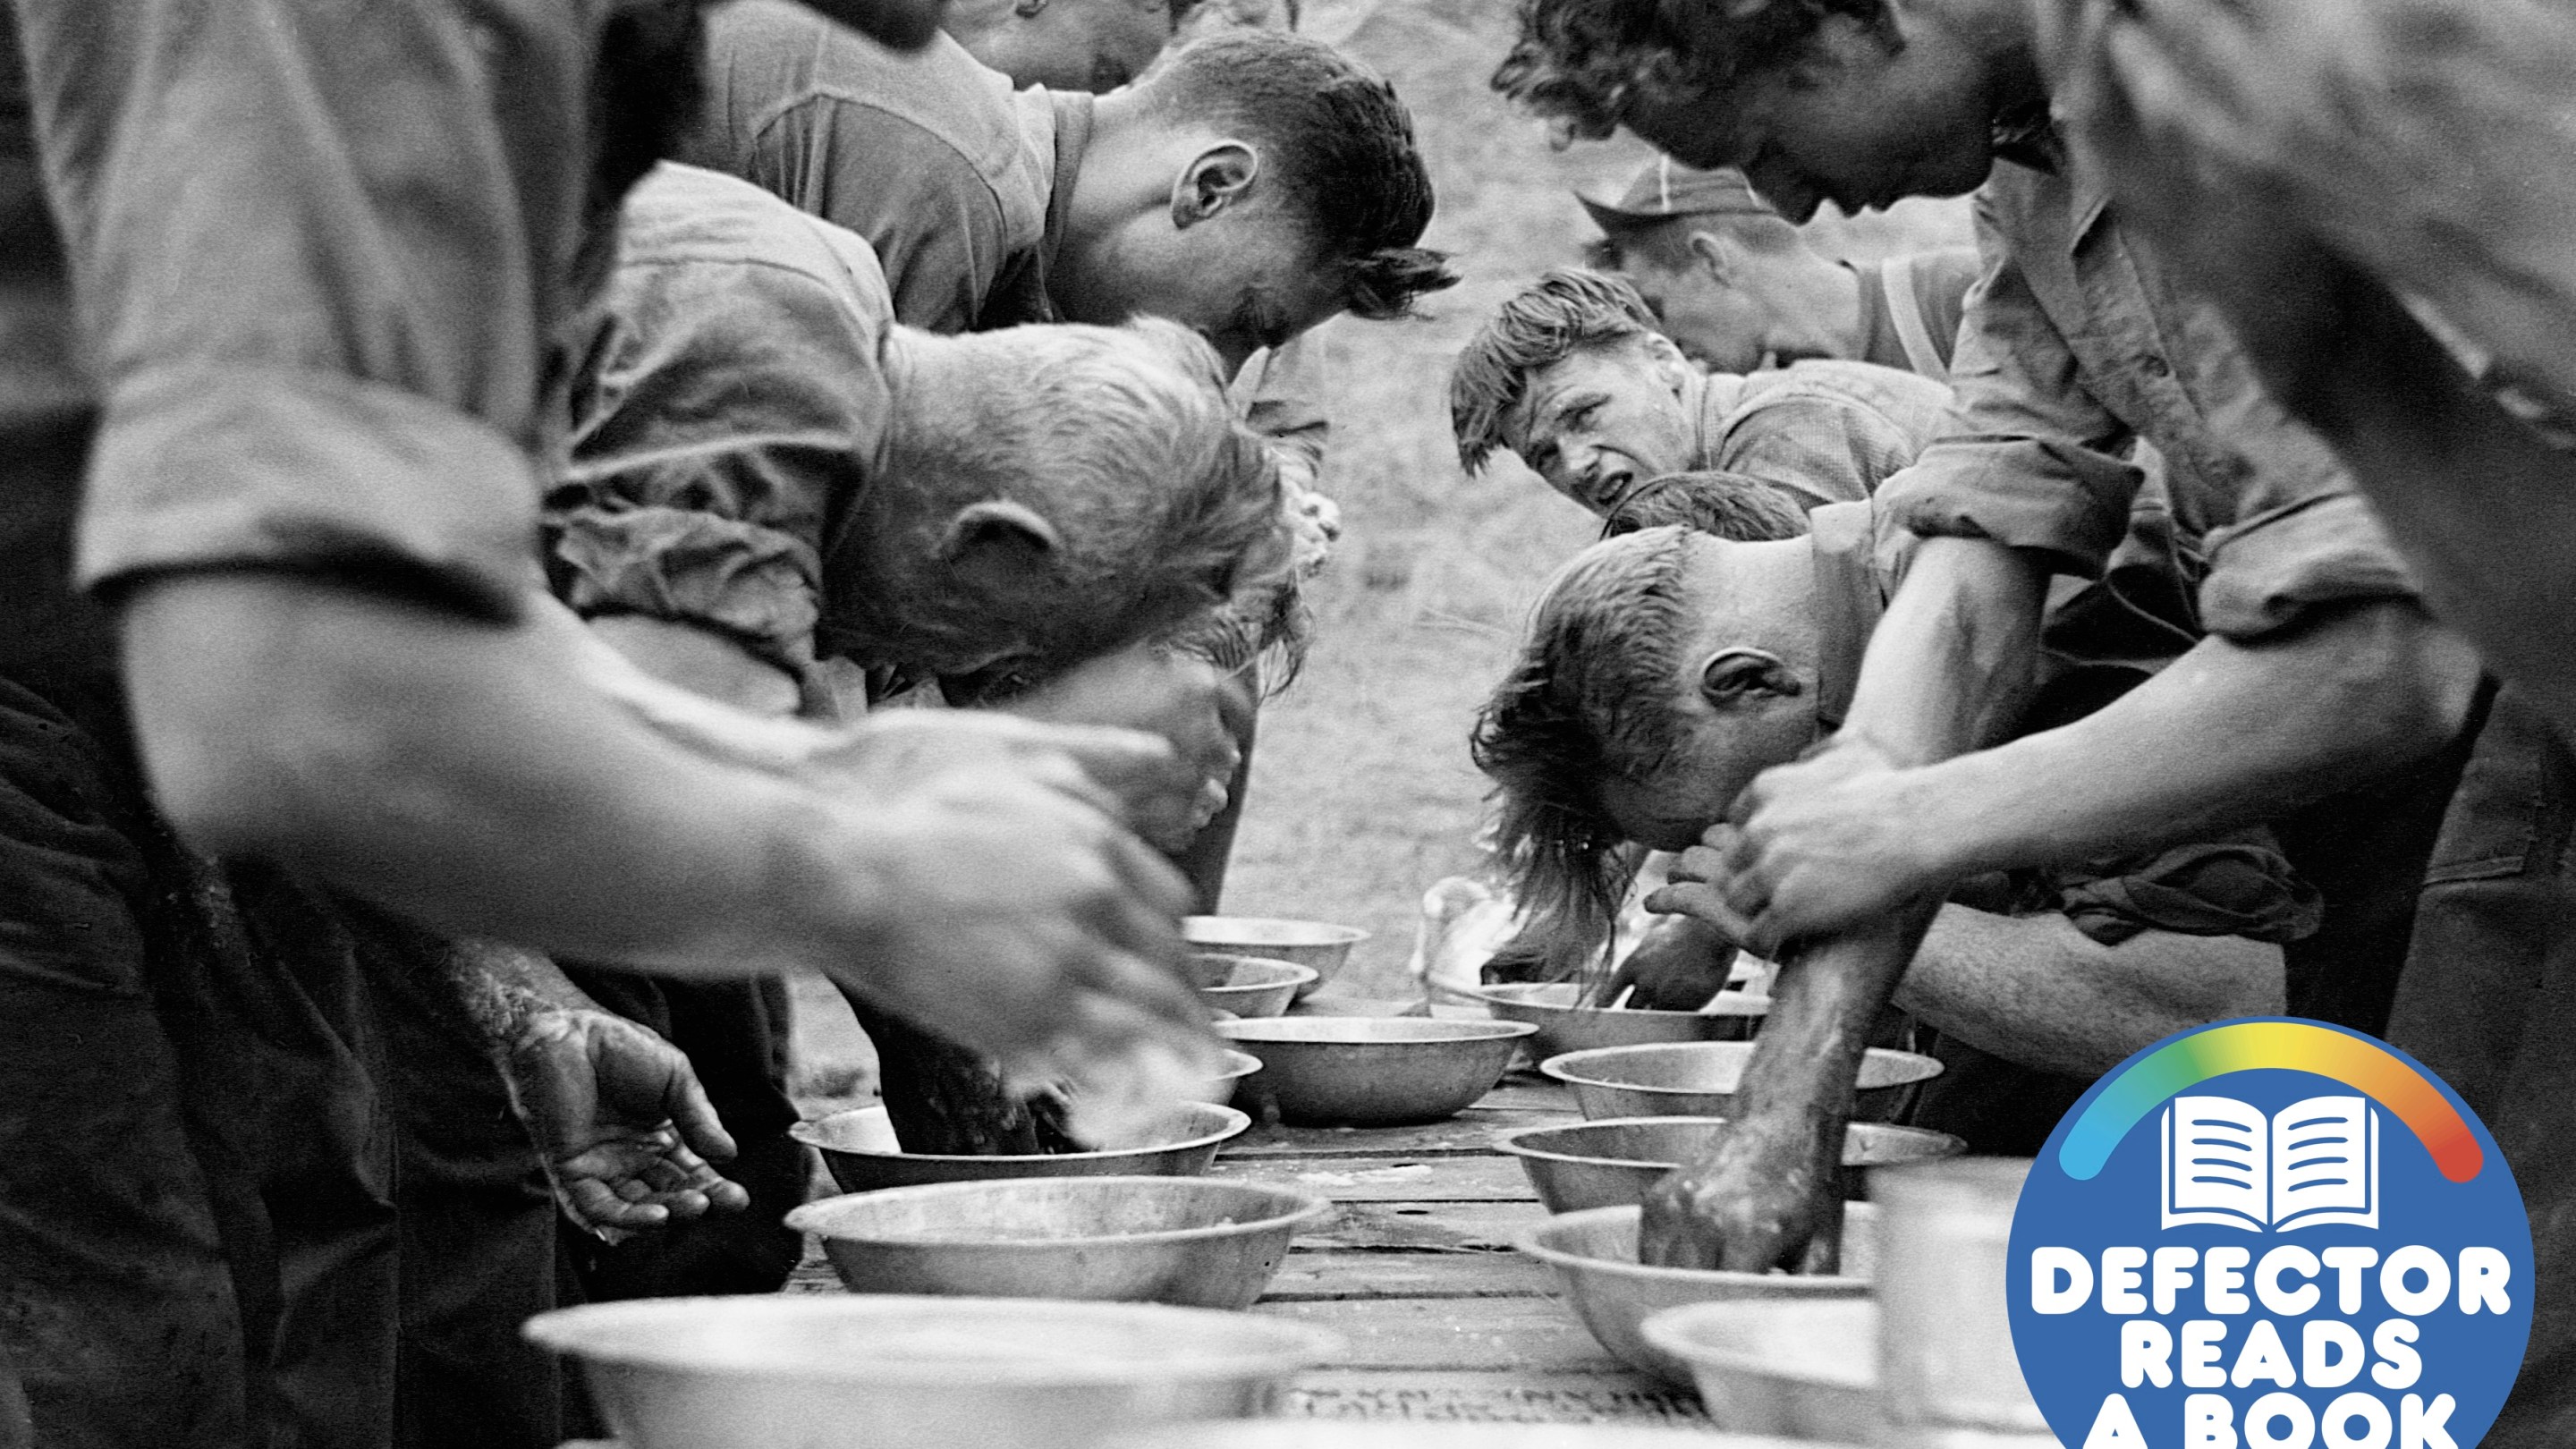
[1070, 201, 1344, 374]
[965, 0, 1174, 90]
[1616, 250, 1770, 373]
[1506, 340, 1697, 513]
[1622, 18, 1997, 223]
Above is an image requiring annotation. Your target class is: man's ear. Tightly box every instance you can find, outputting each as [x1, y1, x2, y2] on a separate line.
[1171, 142, 1259, 228]
[1687, 230, 1736, 284]
[1697, 647, 1804, 708]
[938, 500, 1064, 589]
[1638, 330, 1696, 393]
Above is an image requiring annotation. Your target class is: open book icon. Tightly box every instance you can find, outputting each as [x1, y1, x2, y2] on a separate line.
[2161, 1095, 2379, 1233]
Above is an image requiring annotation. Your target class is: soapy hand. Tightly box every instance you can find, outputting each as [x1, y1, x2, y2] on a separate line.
[998, 647, 1250, 851]
[1645, 734, 1948, 959]
[504, 1008, 750, 1240]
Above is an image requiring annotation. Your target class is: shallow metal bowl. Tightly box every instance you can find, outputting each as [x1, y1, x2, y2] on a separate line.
[1470, 982, 1770, 1056]
[1216, 1017, 1538, 1127]
[1194, 1049, 1265, 1106]
[523, 1294, 1340, 1449]
[1182, 916, 1368, 998]
[792, 1101, 1250, 1193]
[1516, 1204, 1877, 1386]
[1189, 954, 1318, 1019]
[785, 1175, 1330, 1309]
[1117, 1424, 1811, 1448]
[1538, 1043, 1943, 1123]
[1496, 1116, 1965, 1215]
[1642, 1298, 1887, 1443]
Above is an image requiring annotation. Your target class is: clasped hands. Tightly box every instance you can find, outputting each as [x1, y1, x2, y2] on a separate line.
[1643, 733, 1951, 958]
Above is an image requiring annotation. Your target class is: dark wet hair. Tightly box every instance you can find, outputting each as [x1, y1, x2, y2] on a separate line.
[1602, 470, 1811, 540]
[1489, 0, 1893, 143]
[1471, 527, 1699, 978]
[1141, 32, 1457, 319]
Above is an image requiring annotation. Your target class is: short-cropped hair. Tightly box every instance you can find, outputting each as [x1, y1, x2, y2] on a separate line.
[1140, 32, 1457, 320]
[900, 316, 1290, 669]
[1470, 527, 1698, 975]
[1603, 470, 1810, 541]
[1451, 267, 1663, 473]
[1492, 0, 1894, 143]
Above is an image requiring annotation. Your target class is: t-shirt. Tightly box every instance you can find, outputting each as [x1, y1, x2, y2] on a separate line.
[547, 164, 899, 682]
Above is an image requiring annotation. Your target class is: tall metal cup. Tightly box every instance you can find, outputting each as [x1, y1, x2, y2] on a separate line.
[1869, 1157, 2055, 1446]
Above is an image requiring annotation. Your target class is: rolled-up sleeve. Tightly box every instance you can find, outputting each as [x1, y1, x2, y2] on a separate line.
[1876, 193, 2146, 580]
[547, 166, 894, 675]
[16, 0, 615, 616]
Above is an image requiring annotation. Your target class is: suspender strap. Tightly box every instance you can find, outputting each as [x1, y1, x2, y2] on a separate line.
[1880, 254, 1951, 384]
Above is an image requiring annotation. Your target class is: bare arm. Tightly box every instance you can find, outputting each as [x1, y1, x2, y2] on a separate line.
[1895, 906, 2284, 1080]
[123, 572, 1210, 1083]
[1639, 537, 2044, 1271]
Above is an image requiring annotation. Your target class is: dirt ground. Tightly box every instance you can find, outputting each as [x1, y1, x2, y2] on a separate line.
[791, 0, 1973, 1090]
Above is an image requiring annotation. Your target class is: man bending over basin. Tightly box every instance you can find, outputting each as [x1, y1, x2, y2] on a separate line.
[1472, 514, 2305, 1152]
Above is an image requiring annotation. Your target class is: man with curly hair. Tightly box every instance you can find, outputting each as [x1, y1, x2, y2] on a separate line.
[1490, 0, 2482, 1308]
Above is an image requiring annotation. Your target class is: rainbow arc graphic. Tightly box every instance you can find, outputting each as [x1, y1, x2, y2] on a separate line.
[2055, 1020, 2482, 1184]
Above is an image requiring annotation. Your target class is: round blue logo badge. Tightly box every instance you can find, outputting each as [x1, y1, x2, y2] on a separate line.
[2008, 1019, 2532, 1448]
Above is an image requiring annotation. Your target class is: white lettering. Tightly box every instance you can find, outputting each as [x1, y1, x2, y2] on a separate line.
[2207, 1245, 2253, 1315]
[2105, 1246, 2149, 1315]
[2322, 1391, 2393, 1449]
[2156, 1246, 2200, 1314]
[2401, 1393, 2457, 1449]
[2303, 1318, 2366, 1390]
[2246, 1391, 2317, 1449]
[2121, 1319, 2175, 1389]
[2033, 1246, 2095, 1314]
[2084, 1393, 2149, 1449]
[2371, 1319, 2422, 1390]
[2381, 1248, 2451, 1318]
[2323, 1247, 2380, 1315]
[2182, 1319, 2229, 1388]
[2231, 1319, 2299, 1389]
[2257, 1245, 2322, 1316]
[2186, 1392, 2241, 1449]
[2456, 1248, 2512, 1315]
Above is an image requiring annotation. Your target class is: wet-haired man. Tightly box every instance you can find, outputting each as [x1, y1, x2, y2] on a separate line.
[1476, 515, 2305, 1150]
[1492, 0, 2481, 1300]
[1580, 159, 1980, 379]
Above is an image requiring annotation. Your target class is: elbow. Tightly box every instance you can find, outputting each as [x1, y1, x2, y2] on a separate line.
[2318, 601, 2484, 767]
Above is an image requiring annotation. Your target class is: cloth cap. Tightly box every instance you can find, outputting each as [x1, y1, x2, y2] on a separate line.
[1578, 158, 1777, 233]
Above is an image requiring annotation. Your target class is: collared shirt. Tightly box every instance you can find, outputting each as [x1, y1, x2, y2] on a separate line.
[1696, 360, 1958, 513]
[547, 164, 897, 680]
[680, 0, 1058, 334]
[2, 0, 703, 687]
[1848, 249, 1986, 380]
[1877, 148, 2418, 641]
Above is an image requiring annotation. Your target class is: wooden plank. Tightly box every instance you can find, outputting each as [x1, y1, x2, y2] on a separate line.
[1253, 1297, 1620, 1372]
[1301, 1199, 1547, 1253]
[1262, 1250, 1555, 1301]
[1282, 1370, 1710, 1426]
[1212, 1153, 1536, 1202]
[1225, 1107, 1575, 1159]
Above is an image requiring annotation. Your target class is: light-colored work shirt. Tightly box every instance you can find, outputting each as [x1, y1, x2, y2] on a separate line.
[547, 164, 898, 681]
[1877, 139, 2419, 642]
[1695, 360, 1958, 513]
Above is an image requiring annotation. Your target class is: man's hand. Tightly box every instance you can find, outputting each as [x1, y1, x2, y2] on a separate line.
[1607, 914, 1741, 1011]
[503, 1010, 750, 1239]
[1645, 735, 1950, 957]
[996, 648, 1250, 850]
[818, 751, 1217, 1090]
[1640, 1100, 1845, 1274]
